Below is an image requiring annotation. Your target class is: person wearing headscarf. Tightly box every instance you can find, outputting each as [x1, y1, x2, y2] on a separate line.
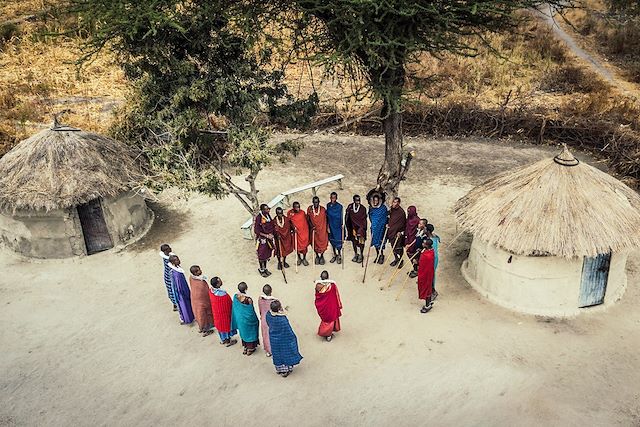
[258, 284, 278, 357]
[417, 238, 435, 314]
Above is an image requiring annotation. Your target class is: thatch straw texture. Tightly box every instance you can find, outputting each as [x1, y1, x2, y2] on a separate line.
[0, 127, 140, 212]
[455, 146, 640, 258]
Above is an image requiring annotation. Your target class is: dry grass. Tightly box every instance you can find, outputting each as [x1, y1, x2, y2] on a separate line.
[0, 1, 127, 156]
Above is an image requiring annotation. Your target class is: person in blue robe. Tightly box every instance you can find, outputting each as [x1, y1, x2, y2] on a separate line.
[326, 192, 344, 264]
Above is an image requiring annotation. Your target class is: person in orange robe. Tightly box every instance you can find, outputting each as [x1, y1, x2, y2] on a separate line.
[188, 265, 215, 336]
[314, 270, 342, 342]
[307, 196, 329, 265]
[287, 201, 310, 266]
[417, 238, 435, 314]
[274, 207, 294, 270]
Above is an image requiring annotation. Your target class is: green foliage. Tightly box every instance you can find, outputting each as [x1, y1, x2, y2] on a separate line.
[68, 0, 317, 206]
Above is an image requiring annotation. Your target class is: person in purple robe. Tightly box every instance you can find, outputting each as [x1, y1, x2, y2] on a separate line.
[255, 203, 275, 278]
[168, 255, 195, 325]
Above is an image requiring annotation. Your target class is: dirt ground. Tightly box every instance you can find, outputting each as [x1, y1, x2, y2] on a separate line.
[1, 135, 639, 427]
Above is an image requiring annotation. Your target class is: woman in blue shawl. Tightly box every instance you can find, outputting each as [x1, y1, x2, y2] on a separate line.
[326, 192, 344, 264]
[266, 300, 303, 377]
[231, 282, 260, 356]
[368, 193, 388, 264]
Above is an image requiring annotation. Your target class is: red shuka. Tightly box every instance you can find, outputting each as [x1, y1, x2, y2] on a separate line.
[307, 205, 329, 253]
[315, 283, 343, 323]
[417, 249, 435, 300]
[288, 209, 310, 254]
[274, 215, 294, 257]
[209, 290, 233, 333]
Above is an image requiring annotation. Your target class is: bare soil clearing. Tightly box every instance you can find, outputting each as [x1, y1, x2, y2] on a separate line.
[1, 135, 639, 426]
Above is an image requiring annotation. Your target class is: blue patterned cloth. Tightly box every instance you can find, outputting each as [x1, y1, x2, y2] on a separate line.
[326, 202, 343, 250]
[266, 312, 303, 368]
[368, 205, 388, 249]
[160, 253, 177, 305]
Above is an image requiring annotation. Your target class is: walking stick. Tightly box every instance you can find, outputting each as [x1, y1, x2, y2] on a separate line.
[276, 236, 288, 284]
[377, 233, 401, 281]
[373, 225, 389, 264]
[341, 219, 345, 270]
[294, 229, 299, 274]
[387, 250, 420, 289]
[312, 229, 316, 276]
[362, 244, 372, 283]
[395, 252, 421, 300]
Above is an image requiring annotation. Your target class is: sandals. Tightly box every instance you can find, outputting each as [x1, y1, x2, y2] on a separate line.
[281, 372, 290, 378]
[420, 304, 433, 314]
[226, 339, 237, 347]
[246, 348, 255, 356]
[202, 330, 214, 337]
[266, 352, 272, 357]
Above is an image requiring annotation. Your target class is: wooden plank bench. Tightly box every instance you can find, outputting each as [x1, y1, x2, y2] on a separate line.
[240, 174, 345, 240]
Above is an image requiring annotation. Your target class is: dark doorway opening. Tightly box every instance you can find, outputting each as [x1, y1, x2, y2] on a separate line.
[77, 198, 113, 255]
[578, 253, 611, 308]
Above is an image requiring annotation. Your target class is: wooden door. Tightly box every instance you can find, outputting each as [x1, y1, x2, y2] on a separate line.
[578, 253, 611, 308]
[77, 199, 113, 255]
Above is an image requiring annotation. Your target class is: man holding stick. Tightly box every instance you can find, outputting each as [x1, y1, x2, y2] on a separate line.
[288, 201, 310, 267]
[387, 197, 407, 267]
[326, 192, 344, 264]
[307, 196, 329, 265]
[274, 207, 293, 271]
[254, 204, 275, 278]
[345, 195, 367, 264]
[368, 192, 388, 264]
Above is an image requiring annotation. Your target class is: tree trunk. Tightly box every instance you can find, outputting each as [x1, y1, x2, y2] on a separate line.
[377, 98, 412, 198]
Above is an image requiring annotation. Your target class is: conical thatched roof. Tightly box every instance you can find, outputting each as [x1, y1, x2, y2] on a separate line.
[455, 146, 640, 259]
[0, 125, 141, 212]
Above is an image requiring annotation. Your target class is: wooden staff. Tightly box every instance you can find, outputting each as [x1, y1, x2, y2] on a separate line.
[276, 236, 288, 284]
[341, 219, 345, 270]
[373, 225, 388, 264]
[395, 252, 421, 300]
[388, 250, 420, 289]
[377, 233, 401, 281]
[362, 244, 372, 283]
[293, 229, 299, 274]
[312, 229, 316, 276]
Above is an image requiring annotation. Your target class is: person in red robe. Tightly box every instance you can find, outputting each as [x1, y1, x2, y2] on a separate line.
[417, 238, 435, 314]
[274, 207, 293, 270]
[287, 201, 310, 266]
[345, 194, 367, 263]
[189, 265, 215, 336]
[208, 277, 238, 346]
[307, 196, 329, 265]
[314, 270, 342, 342]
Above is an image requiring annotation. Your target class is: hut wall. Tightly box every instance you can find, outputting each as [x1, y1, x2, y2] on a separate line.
[0, 208, 85, 258]
[102, 191, 152, 246]
[605, 252, 629, 306]
[462, 238, 583, 316]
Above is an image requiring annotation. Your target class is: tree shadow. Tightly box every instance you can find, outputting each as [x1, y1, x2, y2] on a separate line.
[128, 201, 189, 253]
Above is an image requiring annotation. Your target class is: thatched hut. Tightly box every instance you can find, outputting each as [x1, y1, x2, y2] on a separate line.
[0, 124, 153, 258]
[455, 146, 640, 316]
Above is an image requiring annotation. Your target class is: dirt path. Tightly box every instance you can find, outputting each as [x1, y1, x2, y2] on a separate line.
[1, 135, 639, 426]
[540, 4, 640, 101]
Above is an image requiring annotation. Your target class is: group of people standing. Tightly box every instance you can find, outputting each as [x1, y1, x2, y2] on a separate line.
[159, 244, 344, 377]
[253, 190, 441, 313]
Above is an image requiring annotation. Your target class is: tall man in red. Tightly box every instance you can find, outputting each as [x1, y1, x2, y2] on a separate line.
[274, 207, 293, 270]
[345, 194, 367, 263]
[314, 270, 342, 342]
[307, 196, 329, 265]
[288, 201, 310, 266]
[417, 238, 435, 314]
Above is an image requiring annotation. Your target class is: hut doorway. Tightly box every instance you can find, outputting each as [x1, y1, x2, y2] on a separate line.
[579, 253, 611, 308]
[77, 199, 113, 255]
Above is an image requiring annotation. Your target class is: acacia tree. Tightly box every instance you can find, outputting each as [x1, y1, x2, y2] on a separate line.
[270, 1, 567, 196]
[68, 0, 317, 214]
